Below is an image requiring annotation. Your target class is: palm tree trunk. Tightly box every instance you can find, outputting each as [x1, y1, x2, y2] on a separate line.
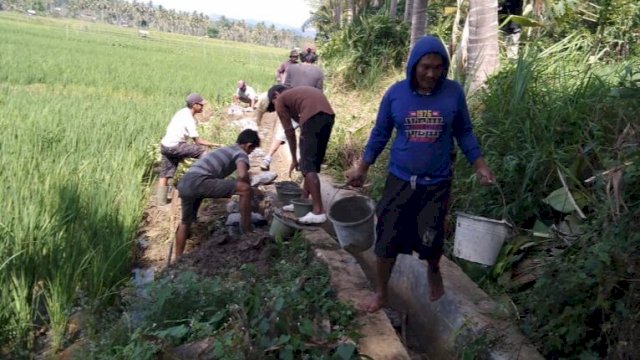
[410, 0, 428, 51]
[346, 0, 354, 24]
[333, 0, 342, 25]
[450, 0, 465, 55]
[466, 0, 499, 94]
[404, 0, 413, 23]
[454, 15, 469, 79]
[389, 0, 398, 19]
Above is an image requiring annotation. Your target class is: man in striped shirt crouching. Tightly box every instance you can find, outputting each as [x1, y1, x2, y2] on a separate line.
[174, 129, 262, 259]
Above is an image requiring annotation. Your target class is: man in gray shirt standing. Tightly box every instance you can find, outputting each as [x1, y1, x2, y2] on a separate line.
[284, 52, 324, 90]
[174, 129, 261, 260]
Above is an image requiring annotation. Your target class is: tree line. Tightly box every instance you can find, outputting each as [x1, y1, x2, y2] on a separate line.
[0, 0, 310, 48]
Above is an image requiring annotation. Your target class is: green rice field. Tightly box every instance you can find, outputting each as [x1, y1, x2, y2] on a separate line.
[0, 12, 283, 350]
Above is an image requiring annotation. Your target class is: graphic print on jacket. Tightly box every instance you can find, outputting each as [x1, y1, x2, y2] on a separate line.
[405, 109, 444, 142]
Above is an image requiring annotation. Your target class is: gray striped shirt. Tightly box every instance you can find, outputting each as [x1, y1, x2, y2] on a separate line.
[187, 144, 249, 178]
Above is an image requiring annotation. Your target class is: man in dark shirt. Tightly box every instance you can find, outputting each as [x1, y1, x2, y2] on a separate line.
[300, 47, 318, 63]
[266, 85, 335, 224]
[173, 129, 261, 259]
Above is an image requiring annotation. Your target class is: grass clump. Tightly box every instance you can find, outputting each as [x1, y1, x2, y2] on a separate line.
[320, 13, 408, 90]
[85, 234, 361, 359]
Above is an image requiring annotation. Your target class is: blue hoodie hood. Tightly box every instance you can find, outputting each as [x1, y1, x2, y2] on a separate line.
[406, 36, 450, 93]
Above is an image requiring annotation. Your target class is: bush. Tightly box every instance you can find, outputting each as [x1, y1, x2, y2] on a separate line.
[320, 13, 409, 90]
[450, 40, 640, 357]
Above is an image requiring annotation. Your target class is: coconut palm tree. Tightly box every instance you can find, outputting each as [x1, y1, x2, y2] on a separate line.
[404, 0, 413, 22]
[389, 0, 398, 19]
[304, 3, 338, 38]
[331, 0, 342, 25]
[450, 0, 466, 55]
[410, 0, 427, 50]
[466, 0, 499, 94]
[346, 0, 354, 24]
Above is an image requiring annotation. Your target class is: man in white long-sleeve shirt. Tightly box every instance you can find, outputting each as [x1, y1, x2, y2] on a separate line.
[157, 93, 218, 205]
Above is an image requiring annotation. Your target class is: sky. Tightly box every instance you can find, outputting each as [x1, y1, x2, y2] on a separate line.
[151, 0, 314, 30]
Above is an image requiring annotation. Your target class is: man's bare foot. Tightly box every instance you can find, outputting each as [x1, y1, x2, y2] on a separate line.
[428, 267, 445, 301]
[360, 293, 386, 313]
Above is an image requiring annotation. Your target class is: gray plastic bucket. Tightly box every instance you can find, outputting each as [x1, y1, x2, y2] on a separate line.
[269, 214, 297, 239]
[291, 198, 313, 218]
[327, 195, 375, 253]
[275, 181, 303, 205]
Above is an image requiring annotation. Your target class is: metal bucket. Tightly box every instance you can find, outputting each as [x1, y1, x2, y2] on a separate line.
[275, 181, 302, 205]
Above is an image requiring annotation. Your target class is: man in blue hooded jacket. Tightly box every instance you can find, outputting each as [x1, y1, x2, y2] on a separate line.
[345, 36, 496, 312]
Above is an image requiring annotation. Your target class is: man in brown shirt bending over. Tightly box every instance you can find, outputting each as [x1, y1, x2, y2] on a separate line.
[266, 85, 335, 224]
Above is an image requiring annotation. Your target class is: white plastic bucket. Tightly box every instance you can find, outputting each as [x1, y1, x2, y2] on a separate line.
[453, 212, 512, 266]
[328, 195, 375, 253]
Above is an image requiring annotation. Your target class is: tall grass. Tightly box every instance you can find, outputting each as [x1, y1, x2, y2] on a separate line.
[450, 37, 640, 357]
[320, 13, 409, 90]
[452, 36, 640, 226]
[0, 12, 282, 352]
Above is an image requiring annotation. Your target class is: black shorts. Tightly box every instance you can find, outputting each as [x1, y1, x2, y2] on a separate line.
[160, 143, 205, 178]
[177, 172, 237, 224]
[298, 112, 334, 175]
[375, 173, 451, 260]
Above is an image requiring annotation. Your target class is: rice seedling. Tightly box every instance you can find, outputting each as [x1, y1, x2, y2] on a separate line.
[0, 12, 282, 352]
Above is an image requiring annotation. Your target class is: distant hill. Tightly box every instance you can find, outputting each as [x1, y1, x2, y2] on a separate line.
[209, 13, 315, 38]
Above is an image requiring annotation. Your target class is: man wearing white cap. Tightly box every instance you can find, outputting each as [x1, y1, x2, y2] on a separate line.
[157, 93, 218, 205]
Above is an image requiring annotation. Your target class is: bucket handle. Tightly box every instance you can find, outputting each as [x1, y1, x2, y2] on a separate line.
[463, 181, 511, 225]
[329, 183, 370, 208]
[329, 183, 349, 206]
[328, 183, 376, 215]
